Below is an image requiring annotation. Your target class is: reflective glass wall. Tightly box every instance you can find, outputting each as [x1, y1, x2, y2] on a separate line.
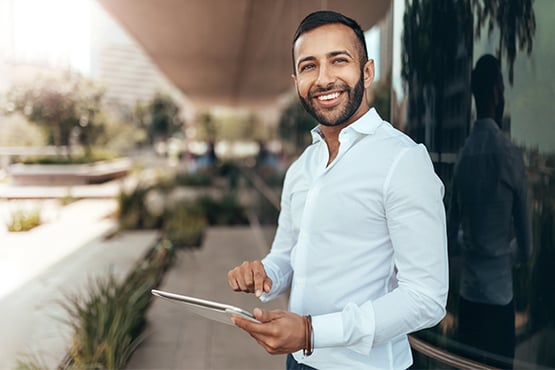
[389, 0, 555, 368]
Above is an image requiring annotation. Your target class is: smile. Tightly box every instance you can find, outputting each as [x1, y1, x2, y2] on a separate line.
[317, 91, 341, 101]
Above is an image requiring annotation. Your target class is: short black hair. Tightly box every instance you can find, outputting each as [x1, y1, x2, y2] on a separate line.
[292, 10, 369, 74]
[471, 54, 503, 112]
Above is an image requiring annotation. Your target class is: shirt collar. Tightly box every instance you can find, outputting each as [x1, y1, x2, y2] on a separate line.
[310, 108, 384, 144]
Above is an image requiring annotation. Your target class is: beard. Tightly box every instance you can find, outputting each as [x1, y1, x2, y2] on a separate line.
[298, 72, 365, 127]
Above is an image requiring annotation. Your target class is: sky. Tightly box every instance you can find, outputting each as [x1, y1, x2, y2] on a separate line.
[10, 0, 91, 74]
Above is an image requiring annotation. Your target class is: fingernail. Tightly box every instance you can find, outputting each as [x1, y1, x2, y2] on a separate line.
[255, 290, 262, 297]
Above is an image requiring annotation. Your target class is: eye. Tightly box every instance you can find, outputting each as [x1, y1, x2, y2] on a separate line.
[333, 57, 348, 64]
[299, 63, 316, 73]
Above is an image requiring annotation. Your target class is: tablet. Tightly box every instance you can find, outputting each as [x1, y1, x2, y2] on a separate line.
[151, 289, 261, 326]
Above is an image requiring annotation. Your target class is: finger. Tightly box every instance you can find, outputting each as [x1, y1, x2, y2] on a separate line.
[263, 277, 272, 293]
[253, 263, 267, 297]
[232, 315, 259, 332]
[253, 307, 280, 323]
[227, 270, 239, 291]
[241, 268, 254, 292]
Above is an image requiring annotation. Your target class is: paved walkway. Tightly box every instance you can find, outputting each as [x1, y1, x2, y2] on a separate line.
[0, 197, 159, 369]
[127, 226, 287, 370]
[0, 179, 287, 369]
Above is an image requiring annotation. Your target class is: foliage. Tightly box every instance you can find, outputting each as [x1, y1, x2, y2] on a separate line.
[60, 241, 173, 369]
[370, 70, 392, 122]
[173, 173, 213, 187]
[194, 111, 218, 143]
[4, 72, 106, 157]
[94, 112, 148, 153]
[145, 92, 184, 143]
[22, 149, 119, 165]
[195, 194, 248, 226]
[472, 0, 536, 84]
[6, 208, 41, 232]
[118, 175, 248, 242]
[117, 182, 209, 246]
[15, 353, 49, 370]
[524, 150, 555, 330]
[163, 202, 207, 247]
[118, 184, 162, 230]
[278, 96, 317, 157]
[0, 113, 47, 147]
[402, 0, 535, 87]
[193, 111, 270, 143]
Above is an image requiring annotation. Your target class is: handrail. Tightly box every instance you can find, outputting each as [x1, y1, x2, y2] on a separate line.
[240, 167, 281, 210]
[408, 336, 498, 370]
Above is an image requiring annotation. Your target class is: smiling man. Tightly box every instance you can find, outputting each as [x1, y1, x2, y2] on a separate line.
[228, 11, 448, 369]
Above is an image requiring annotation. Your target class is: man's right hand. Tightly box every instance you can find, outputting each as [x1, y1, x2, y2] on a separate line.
[227, 260, 272, 298]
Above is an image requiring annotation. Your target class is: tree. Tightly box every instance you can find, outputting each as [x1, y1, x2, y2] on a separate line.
[4, 72, 105, 157]
[195, 111, 218, 144]
[472, 0, 536, 84]
[278, 96, 317, 157]
[146, 92, 184, 143]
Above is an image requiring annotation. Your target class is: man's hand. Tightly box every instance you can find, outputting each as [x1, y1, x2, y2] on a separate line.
[228, 260, 272, 297]
[232, 308, 306, 355]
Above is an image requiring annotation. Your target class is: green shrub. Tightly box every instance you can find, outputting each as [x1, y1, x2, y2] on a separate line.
[22, 149, 120, 165]
[195, 194, 248, 225]
[61, 242, 173, 369]
[173, 173, 213, 187]
[6, 208, 41, 232]
[118, 185, 162, 230]
[0, 113, 47, 147]
[164, 202, 207, 248]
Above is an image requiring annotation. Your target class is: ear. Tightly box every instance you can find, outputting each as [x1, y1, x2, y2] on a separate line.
[363, 59, 375, 89]
[291, 73, 298, 89]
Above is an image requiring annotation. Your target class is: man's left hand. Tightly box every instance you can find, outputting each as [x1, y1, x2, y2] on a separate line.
[232, 308, 306, 355]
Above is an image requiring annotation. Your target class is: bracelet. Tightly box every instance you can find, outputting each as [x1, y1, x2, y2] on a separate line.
[303, 314, 313, 356]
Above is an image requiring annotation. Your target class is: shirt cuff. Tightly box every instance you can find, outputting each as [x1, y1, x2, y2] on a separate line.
[312, 302, 375, 355]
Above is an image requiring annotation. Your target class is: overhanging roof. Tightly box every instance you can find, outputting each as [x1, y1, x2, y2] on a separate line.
[97, 0, 391, 108]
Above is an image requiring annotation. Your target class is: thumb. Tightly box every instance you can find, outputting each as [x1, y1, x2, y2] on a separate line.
[263, 277, 273, 294]
[253, 307, 272, 323]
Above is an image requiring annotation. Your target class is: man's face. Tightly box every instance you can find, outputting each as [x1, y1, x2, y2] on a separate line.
[292, 23, 374, 127]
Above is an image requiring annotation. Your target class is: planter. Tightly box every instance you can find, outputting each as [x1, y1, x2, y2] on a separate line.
[8, 158, 131, 185]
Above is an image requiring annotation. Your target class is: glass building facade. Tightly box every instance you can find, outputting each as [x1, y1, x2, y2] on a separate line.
[386, 0, 555, 368]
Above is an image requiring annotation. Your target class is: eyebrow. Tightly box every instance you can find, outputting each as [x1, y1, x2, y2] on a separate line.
[296, 50, 354, 70]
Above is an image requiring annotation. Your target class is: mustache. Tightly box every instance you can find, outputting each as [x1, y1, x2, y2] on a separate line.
[308, 83, 349, 98]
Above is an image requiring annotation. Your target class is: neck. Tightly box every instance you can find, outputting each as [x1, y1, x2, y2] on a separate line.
[319, 104, 370, 165]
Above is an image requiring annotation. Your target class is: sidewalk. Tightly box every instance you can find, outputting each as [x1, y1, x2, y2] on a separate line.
[127, 226, 287, 370]
[0, 197, 159, 369]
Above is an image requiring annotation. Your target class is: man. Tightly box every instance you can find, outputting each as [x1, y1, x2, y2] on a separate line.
[447, 54, 532, 368]
[228, 11, 448, 369]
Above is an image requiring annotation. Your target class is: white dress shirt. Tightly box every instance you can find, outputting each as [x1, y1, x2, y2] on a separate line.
[260, 108, 448, 369]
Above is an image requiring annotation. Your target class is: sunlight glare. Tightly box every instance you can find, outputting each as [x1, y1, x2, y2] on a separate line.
[13, 0, 90, 73]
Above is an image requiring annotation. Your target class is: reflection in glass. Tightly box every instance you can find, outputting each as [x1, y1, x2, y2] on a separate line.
[392, 0, 555, 368]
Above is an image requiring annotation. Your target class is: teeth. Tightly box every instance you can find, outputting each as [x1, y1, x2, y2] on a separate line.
[318, 92, 340, 101]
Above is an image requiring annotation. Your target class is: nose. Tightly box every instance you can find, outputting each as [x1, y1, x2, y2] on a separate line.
[316, 63, 334, 88]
